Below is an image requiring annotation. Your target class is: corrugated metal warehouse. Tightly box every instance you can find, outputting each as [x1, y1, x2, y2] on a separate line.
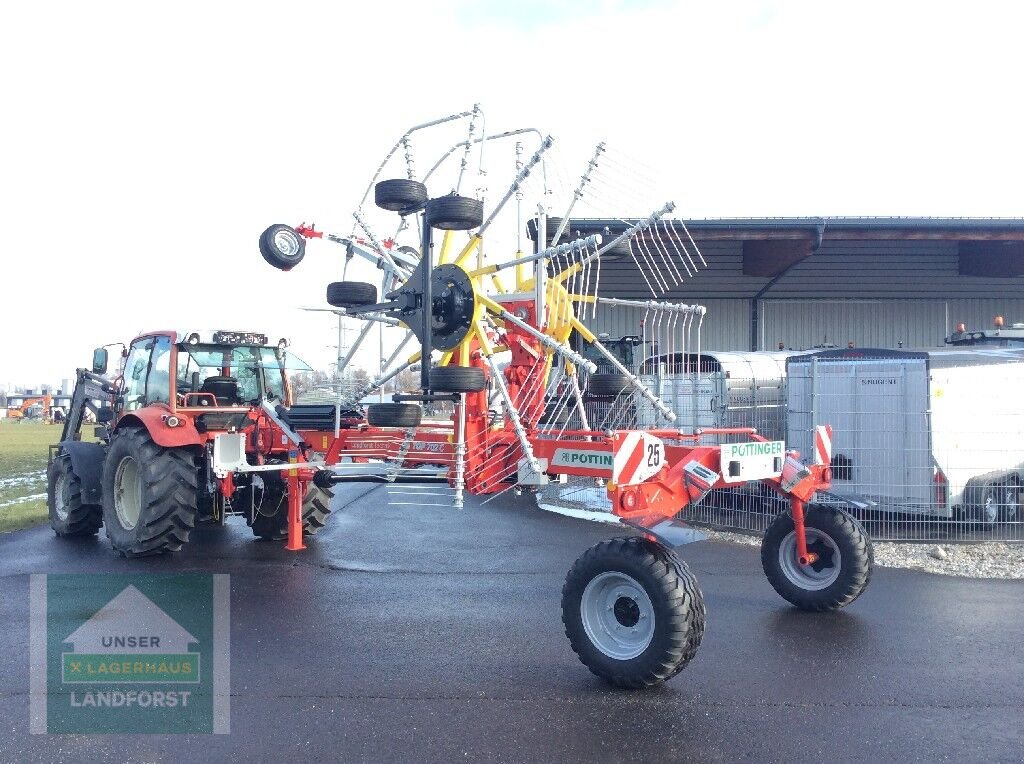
[558, 218, 1024, 350]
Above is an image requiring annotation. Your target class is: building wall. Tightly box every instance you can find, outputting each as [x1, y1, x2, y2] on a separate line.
[587, 238, 1024, 350]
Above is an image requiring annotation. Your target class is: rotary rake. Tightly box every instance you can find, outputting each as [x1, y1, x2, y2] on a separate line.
[257, 106, 874, 688]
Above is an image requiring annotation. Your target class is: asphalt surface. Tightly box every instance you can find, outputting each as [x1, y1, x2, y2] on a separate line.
[1, 483, 1022, 763]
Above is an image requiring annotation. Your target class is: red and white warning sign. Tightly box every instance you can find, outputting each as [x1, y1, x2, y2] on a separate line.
[612, 432, 666, 486]
[814, 424, 833, 465]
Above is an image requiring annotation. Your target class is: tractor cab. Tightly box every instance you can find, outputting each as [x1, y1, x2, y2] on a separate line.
[110, 330, 311, 417]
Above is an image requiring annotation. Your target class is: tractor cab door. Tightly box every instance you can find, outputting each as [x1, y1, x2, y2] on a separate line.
[117, 336, 173, 415]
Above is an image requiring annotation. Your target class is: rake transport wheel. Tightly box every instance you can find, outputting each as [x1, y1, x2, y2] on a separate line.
[248, 472, 335, 540]
[366, 402, 422, 428]
[562, 536, 706, 688]
[47, 454, 102, 537]
[102, 428, 198, 557]
[761, 505, 873, 611]
[430, 365, 486, 393]
[375, 179, 428, 214]
[425, 195, 484, 231]
[327, 281, 378, 309]
[259, 224, 307, 271]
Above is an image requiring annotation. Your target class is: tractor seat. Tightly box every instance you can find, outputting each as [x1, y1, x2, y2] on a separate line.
[199, 376, 240, 406]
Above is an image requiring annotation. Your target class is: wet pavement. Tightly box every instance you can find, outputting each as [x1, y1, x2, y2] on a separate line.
[1, 483, 1022, 762]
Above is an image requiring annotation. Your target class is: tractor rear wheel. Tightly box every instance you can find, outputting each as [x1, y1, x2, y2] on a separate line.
[375, 179, 428, 214]
[761, 505, 873, 611]
[47, 454, 102, 537]
[425, 195, 484, 231]
[102, 428, 198, 557]
[327, 281, 378, 309]
[430, 366, 486, 393]
[366, 403, 422, 428]
[562, 536, 705, 688]
[248, 473, 335, 540]
[259, 224, 306, 271]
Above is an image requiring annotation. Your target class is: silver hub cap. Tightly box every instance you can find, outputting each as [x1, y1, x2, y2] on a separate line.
[274, 229, 301, 258]
[54, 472, 70, 521]
[113, 456, 142, 530]
[580, 571, 655, 660]
[779, 528, 841, 590]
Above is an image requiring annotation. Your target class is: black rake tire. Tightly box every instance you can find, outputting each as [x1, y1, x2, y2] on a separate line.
[562, 536, 706, 689]
[430, 365, 486, 393]
[760, 505, 873, 611]
[375, 179, 428, 214]
[366, 402, 422, 428]
[259, 224, 306, 271]
[327, 281, 378, 308]
[588, 373, 630, 397]
[101, 428, 199, 557]
[538, 402, 570, 427]
[425, 195, 484, 231]
[47, 454, 102, 537]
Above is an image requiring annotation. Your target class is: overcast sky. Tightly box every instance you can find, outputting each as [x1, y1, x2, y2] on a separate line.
[1, 0, 1021, 389]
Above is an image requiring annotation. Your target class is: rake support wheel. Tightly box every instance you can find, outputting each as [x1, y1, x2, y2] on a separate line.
[430, 365, 486, 393]
[375, 179, 428, 214]
[327, 281, 378, 309]
[425, 195, 484, 231]
[260, 224, 306, 271]
[366, 403, 422, 428]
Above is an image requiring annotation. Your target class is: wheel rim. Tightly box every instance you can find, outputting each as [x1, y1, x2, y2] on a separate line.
[778, 528, 842, 591]
[53, 471, 70, 521]
[580, 571, 655, 660]
[113, 456, 142, 530]
[273, 229, 301, 258]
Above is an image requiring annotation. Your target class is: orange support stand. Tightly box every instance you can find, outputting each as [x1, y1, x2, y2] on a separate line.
[285, 449, 306, 551]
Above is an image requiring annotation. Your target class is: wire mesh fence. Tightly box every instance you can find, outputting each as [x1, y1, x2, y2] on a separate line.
[545, 348, 1024, 542]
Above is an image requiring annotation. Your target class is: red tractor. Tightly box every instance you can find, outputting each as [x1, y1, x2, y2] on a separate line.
[47, 330, 342, 556]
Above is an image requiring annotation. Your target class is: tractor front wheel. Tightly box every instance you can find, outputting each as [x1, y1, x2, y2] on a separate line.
[48, 454, 102, 537]
[761, 505, 873, 611]
[102, 428, 199, 556]
[562, 536, 705, 688]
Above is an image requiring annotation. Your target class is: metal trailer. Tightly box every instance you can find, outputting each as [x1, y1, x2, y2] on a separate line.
[636, 351, 807, 442]
[786, 347, 1024, 521]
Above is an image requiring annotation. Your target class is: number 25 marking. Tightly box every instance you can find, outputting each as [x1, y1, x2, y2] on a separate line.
[646, 443, 661, 468]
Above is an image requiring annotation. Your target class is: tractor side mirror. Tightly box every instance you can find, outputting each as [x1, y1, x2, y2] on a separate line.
[92, 348, 109, 374]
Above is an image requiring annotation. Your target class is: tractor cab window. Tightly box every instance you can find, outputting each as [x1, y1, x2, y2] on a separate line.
[147, 336, 172, 405]
[175, 344, 312, 406]
[121, 340, 152, 412]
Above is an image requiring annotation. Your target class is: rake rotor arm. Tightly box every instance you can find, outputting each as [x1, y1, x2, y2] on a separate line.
[474, 234, 603, 276]
[476, 135, 554, 238]
[577, 201, 677, 270]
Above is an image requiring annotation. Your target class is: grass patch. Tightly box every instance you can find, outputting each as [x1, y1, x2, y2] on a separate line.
[0, 420, 62, 533]
[0, 498, 47, 532]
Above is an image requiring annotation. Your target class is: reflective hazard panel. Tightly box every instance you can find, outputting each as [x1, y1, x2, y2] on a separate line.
[719, 440, 785, 484]
[613, 432, 666, 486]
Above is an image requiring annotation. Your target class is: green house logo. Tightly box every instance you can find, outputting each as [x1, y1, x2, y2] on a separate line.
[62, 585, 201, 685]
[30, 573, 229, 735]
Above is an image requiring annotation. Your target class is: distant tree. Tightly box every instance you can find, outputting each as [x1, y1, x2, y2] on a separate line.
[395, 367, 420, 393]
[351, 367, 371, 392]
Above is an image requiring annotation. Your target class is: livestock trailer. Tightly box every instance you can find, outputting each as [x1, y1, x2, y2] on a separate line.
[786, 348, 1024, 521]
[634, 351, 806, 441]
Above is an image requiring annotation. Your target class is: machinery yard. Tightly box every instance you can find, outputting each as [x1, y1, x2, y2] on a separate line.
[3, 2, 1023, 757]
[2, 488, 1021, 762]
